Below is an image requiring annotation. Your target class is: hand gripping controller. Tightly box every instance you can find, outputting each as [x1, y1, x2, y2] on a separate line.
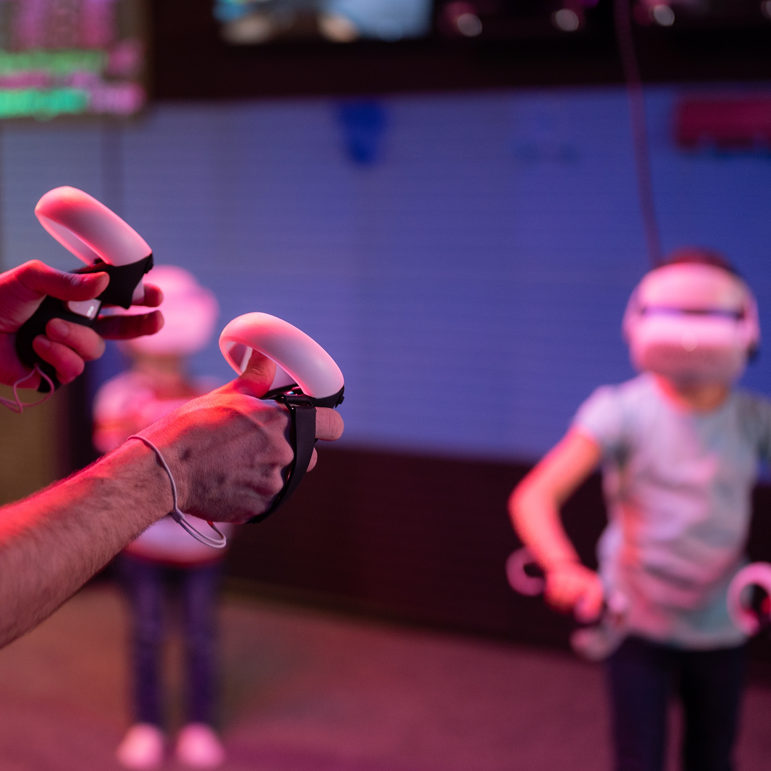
[219, 312, 345, 523]
[15, 186, 154, 391]
[727, 562, 771, 636]
[505, 547, 628, 661]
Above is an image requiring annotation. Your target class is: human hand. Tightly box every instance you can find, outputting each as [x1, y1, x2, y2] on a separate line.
[141, 350, 344, 524]
[0, 260, 163, 388]
[544, 562, 604, 623]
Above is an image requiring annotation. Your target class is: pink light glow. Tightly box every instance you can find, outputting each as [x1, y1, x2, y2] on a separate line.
[67, 69, 100, 87]
[106, 39, 143, 78]
[88, 81, 145, 115]
[15, 0, 48, 49]
[80, 0, 118, 48]
[0, 72, 50, 89]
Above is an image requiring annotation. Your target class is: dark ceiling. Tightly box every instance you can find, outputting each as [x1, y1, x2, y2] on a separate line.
[150, 0, 771, 101]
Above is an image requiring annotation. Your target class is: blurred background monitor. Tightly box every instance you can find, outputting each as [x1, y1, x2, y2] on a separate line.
[0, 0, 147, 121]
[212, 0, 771, 47]
[213, 0, 433, 44]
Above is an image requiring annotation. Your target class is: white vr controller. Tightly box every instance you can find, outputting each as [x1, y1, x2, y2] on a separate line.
[220, 312, 345, 408]
[505, 546, 628, 661]
[16, 186, 344, 524]
[219, 313, 345, 523]
[727, 562, 771, 637]
[35, 186, 152, 279]
[163, 313, 345, 546]
[16, 186, 154, 390]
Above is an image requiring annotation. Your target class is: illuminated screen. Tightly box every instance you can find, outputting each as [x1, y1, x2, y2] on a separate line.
[213, 0, 433, 45]
[0, 0, 147, 121]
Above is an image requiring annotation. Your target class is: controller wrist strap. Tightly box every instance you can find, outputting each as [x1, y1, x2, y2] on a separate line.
[127, 434, 227, 549]
[248, 395, 317, 524]
[0, 364, 55, 413]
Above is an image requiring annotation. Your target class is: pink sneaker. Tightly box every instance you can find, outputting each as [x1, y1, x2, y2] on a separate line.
[116, 723, 165, 769]
[175, 723, 226, 768]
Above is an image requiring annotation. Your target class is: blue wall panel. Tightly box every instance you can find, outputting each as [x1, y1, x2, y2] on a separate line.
[2, 86, 771, 461]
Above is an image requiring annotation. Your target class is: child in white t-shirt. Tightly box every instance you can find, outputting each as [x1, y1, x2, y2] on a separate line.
[94, 266, 229, 770]
[509, 249, 771, 771]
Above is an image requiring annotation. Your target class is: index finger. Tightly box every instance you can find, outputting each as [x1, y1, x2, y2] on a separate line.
[315, 407, 344, 442]
[13, 260, 109, 302]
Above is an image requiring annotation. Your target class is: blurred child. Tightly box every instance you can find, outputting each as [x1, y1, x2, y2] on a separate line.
[93, 266, 231, 770]
[509, 249, 771, 771]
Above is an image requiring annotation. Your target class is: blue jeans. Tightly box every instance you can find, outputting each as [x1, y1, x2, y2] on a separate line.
[117, 554, 222, 727]
[605, 636, 747, 771]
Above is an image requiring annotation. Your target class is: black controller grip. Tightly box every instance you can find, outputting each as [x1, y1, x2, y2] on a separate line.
[247, 385, 344, 524]
[15, 255, 153, 392]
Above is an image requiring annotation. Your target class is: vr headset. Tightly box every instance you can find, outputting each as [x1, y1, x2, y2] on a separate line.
[622, 262, 760, 385]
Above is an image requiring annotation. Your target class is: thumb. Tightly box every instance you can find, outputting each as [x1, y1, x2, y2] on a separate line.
[233, 349, 277, 398]
[574, 584, 604, 624]
[16, 260, 109, 302]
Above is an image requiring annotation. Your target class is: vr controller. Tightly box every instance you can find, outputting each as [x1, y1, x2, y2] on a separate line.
[146, 313, 345, 545]
[506, 547, 628, 661]
[220, 312, 345, 523]
[15, 186, 344, 532]
[15, 186, 154, 391]
[727, 562, 771, 637]
[508, 551, 771, 651]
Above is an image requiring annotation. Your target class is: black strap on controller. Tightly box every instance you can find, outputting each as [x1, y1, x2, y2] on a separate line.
[249, 384, 344, 524]
[15, 255, 153, 392]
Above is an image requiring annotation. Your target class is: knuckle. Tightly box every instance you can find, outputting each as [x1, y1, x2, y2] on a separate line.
[278, 444, 295, 468]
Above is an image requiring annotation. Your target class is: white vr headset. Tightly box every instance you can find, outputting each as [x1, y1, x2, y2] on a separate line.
[623, 262, 760, 385]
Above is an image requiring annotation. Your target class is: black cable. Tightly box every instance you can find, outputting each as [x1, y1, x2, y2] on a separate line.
[614, 0, 663, 267]
[101, 117, 124, 217]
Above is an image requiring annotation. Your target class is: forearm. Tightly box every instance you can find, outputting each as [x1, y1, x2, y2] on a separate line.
[509, 484, 581, 570]
[0, 360, 344, 649]
[509, 429, 603, 571]
[0, 440, 170, 647]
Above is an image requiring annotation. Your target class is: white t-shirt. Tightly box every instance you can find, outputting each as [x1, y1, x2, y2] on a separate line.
[573, 373, 771, 648]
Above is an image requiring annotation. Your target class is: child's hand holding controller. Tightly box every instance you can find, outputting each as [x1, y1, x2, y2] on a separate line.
[544, 561, 604, 623]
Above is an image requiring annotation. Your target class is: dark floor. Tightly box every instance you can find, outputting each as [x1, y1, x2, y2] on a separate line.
[0, 584, 769, 771]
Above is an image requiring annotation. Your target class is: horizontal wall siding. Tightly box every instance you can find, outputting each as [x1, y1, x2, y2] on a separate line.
[224, 446, 771, 661]
[2, 87, 771, 461]
[4, 89, 771, 650]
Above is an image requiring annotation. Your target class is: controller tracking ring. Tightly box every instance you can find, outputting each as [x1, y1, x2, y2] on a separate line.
[504, 546, 628, 661]
[505, 547, 546, 597]
[727, 562, 771, 636]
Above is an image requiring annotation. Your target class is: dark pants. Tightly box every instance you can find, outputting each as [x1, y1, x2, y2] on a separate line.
[605, 636, 747, 771]
[117, 554, 222, 727]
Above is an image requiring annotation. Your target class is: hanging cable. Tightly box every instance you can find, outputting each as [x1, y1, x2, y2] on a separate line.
[614, 0, 663, 267]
